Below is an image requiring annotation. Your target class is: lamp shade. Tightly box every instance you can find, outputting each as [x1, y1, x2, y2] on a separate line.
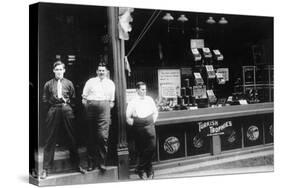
[162, 13, 174, 21]
[177, 14, 188, 22]
[206, 16, 216, 24]
[219, 17, 228, 24]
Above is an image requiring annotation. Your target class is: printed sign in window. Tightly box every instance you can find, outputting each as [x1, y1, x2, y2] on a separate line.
[158, 69, 181, 99]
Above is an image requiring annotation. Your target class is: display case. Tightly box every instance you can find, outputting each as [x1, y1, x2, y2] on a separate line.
[126, 28, 273, 166]
[149, 103, 273, 162]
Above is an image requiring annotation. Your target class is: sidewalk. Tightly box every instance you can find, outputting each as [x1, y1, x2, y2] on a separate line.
[30, 166, 118, 186]
[129, 146, 273, 180]
[156, 165, 273, 179]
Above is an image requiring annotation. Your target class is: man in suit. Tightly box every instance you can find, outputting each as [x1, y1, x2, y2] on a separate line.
[40, 61, 86, 179]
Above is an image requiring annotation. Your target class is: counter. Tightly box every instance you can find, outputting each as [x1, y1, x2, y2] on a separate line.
[151, 102, 274, 162]
[157, 102, 273, 126]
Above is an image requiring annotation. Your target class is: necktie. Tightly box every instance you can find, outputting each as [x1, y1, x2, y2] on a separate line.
[57, 79, 62, 99]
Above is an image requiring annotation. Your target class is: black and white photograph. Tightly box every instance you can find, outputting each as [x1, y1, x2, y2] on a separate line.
[28, 1, 275, 186]
[1, 0, 279, 188]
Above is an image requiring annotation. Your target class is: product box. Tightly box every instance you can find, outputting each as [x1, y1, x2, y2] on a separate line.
[205, 65, 216, 79]
[213, 49, 224, 61]
[194, 72, 204, 85]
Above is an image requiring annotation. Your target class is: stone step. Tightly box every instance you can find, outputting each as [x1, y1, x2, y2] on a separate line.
[30, 166, 118, 186]
[34, 147, 88, 174]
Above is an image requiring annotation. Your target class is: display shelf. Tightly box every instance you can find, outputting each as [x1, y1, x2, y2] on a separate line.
[156, 102, 273, 126]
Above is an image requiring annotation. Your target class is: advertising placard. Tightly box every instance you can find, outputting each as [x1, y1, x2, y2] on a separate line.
[198, 119, 233, 136]
[158, 69, 181, 99]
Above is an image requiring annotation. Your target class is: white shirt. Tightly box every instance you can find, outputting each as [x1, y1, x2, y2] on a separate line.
[57, 79, 63, 99]
[126, 95, 158, 125]
[82, 77, 115, 101]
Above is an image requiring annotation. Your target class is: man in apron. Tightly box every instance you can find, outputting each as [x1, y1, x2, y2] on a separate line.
[82, 63, 115, 173]
[126, 82, 159, 179]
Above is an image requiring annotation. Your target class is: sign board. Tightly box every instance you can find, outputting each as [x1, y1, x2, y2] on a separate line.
[198, 119, 233, 136]
[158, 69, 181, 99]
[159, 130, 185, 160]
[163, 136, 180, 154]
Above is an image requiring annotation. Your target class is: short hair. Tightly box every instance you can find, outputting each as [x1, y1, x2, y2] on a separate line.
[136, 81, 146, 89]
[53, 61, 65, 69]
[97, 62, 108, 70]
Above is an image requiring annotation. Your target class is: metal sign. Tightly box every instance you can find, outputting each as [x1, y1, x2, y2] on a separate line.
[193, 135, 204, 148]
[247, 125, 260, 141]
[164, 136, 180, 154]
[227, 130, 237, 143]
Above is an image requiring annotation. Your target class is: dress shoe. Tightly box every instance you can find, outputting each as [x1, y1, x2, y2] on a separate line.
[87, 159, 98, 171]
[146, 171, 154, 179]
[98, 164, 106, 173]
[87, 165, 97, 171]
[136, 170, 146, 180]
[87, 162, 97, 171]
[39, 169, 48, 179]
[77, 166, 87, 174]
[31, 169, 38, 178]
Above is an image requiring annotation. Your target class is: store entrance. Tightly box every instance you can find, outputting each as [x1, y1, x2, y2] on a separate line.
[38, 4, 115, 160]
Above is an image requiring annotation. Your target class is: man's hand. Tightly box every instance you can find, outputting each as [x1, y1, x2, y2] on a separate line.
[132, 110, 138, 118]
[62, 96, 67, 103]
[110, 101, 115, 109]
[127, 118, 134, 126]
[82, 98, 87, 105]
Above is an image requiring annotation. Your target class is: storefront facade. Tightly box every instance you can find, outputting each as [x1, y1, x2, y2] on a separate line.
[30, 3, 273, 184]
[121, 7, 273, 177]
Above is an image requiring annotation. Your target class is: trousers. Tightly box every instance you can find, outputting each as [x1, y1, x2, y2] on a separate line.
[132, 114, 156, 173]
[43, 104, 80, 170]
[85, 100, 111, 166]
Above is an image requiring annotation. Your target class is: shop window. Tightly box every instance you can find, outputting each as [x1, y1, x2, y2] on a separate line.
[158, 125, 185, 161]
[220, 118, 242, 151]
[264, 114, 274, 144]
[186, 123, 211, 156]
[243, 116, 264, 147]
